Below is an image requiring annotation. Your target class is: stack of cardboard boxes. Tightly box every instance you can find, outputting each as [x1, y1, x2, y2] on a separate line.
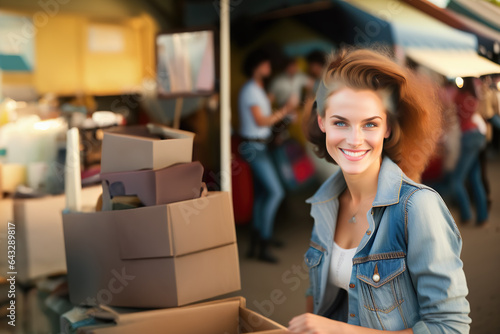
[61, 124, 287, 333]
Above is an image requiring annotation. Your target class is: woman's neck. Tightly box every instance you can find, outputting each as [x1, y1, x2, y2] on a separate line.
[342, 158, 381, 206]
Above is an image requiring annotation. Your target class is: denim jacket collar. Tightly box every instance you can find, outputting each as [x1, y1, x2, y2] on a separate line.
[306, 156, 404, 207]
[305, 168, 346, 204]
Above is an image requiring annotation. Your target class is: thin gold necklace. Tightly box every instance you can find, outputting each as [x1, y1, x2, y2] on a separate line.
[348, 196, 375, 224]
[347, 198, 360, 224]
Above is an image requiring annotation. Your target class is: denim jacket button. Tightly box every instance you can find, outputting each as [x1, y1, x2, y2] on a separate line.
[349, 283, 355, 289]
[372, 273, 380, 283]
[350, 313, 356, 318]
[366, 230, 372, 235]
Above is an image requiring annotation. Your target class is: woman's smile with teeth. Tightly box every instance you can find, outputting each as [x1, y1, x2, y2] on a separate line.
[340, 148, 369, 158]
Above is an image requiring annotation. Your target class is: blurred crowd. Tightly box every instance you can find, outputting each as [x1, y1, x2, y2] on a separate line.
[425, 74, 500, 226]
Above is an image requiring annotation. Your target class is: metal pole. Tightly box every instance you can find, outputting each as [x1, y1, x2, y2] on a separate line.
[220, 0, 232, 193]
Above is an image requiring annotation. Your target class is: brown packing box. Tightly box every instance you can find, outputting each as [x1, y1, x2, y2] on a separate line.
[2, 185, 102, 283]
[0, 163, 27, 193]
[0, 198, 14, 279]
[62, 192, 240, 308]
[0, 163, 3, 198]
[100, 124, 195, 173]
[100, 161, 204, 209]
[77, 297, 288, 334]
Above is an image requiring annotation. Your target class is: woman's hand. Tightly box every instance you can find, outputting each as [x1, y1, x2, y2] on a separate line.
[288, 313, 346, 334]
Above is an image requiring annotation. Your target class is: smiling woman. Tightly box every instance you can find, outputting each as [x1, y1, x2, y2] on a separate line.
[288, 48, 471, 334]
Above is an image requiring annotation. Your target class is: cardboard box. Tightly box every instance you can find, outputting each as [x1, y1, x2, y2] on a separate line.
[0, 163, 3, 197]
[100, 124, 195, 173]
[100, 161, 204, 208]
[0, 198, 14, 279]
[71, 297, 288, 334]
[62, 192, 240, 308]
[6, 185, 102, 283]
[0, 163, 27, 193]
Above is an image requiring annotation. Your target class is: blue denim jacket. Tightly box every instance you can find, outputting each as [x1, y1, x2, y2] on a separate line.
[305, 157, 471, 333]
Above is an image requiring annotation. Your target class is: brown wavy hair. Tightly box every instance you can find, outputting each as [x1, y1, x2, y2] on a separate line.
[305, 47, 442, 181]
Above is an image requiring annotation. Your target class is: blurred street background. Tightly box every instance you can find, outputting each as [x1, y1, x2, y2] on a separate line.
[1, 0, 500, 333]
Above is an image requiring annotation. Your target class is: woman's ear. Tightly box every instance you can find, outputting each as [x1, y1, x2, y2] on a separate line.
[384, 124, 391, 139]
[317, 114, 326, 133]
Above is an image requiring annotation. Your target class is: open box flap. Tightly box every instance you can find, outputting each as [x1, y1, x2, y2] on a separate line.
[91, 297, 246, 324]
[104, 124, 194, 140]
[80, 297, 290, 333]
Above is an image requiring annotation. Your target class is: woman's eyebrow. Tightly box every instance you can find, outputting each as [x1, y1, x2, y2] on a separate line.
[363, 116, 383, 122]
[330, 115, 382, 122]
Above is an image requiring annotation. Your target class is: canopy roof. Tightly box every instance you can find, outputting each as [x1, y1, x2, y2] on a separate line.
[347, 0, 477, 50]
[448, 0, 500, 33]
[406, 48, 500, 77]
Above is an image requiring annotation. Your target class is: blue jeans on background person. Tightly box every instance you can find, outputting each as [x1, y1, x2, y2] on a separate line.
[239, 141, 285, 240]
[451, 129, 488, 224]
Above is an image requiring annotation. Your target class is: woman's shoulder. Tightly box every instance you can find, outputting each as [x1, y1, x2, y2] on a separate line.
[393, 165, 438, 199]
[400, 176, 446, 209]
[400, 177, 461, 239]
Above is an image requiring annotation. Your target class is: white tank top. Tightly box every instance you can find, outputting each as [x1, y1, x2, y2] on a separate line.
[328, 241, 357, 291]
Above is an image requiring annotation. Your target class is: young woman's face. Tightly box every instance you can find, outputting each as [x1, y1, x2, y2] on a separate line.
[318, 87, 391, 176]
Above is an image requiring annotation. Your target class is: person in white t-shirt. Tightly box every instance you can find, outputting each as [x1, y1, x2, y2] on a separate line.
[269, 57, 313, 109]
[238, 48, 296, 263]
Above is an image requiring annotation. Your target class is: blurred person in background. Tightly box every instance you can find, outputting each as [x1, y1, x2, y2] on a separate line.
[423, 79, 460, 200]
[288, 48, 470, 333]
[269, 56, 313, 109]
[478, 75, 500, 210]
[452, 77, 488, 226]
[484, 78, 500, 128]
[238, 48, 296, 263]
[306, 50, 327, 93]
[490, 75, 500, 151]
[268, 56, 306, 145]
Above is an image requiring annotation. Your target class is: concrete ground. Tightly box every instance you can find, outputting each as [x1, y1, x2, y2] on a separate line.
[0, 156, 498, 333]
